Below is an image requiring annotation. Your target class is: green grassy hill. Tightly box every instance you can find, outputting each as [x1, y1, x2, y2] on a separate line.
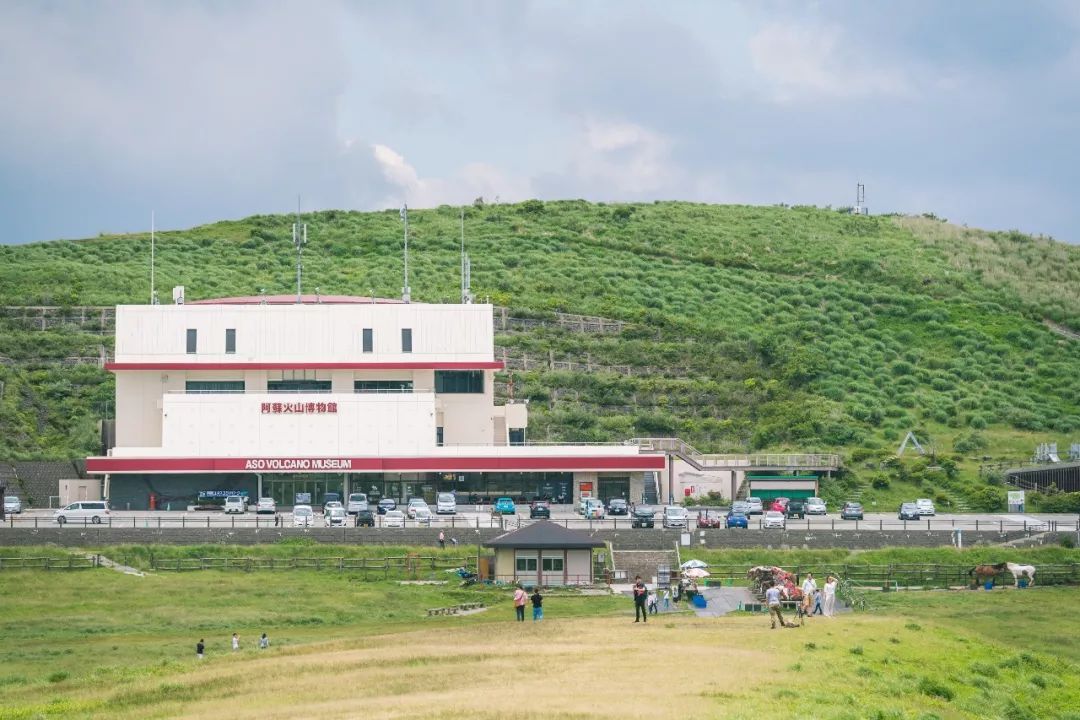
[1, 201, 1078, 505]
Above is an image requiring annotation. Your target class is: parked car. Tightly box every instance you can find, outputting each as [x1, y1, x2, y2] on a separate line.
[346, 493, 369, 514]
[725, 511, 749, 529]
[492, 497, 517, 516]
[224, 495, 247, 514]
[414, 507, 433, 526]
[607, 498, 629, 516]
[746, 497, 764, 515]
[4, 495, 23, 514]
[805, 497, 827, 515]
[54, 500, 110, 525]
[323, 500, 344, 515]
[406, 498, 429, 519]
[916, 498, 936, 516]
[631, 505, 655, 528]
[256, 497, 276, 515]
[582, 497, 605, 520]
[697, 510, 723, 529]
[324, 507, 348, 527]
[662, 505, 688, 529]
[763, 510, 786, 529]
[529, 500, 551, 519]
[840, 502, 864, 520]
[436, 492, 457, 515]
[354, 509, 375, 527]
[292, 505, 314, 527]
[731, 500, 751, 515]
[769, 497, 790, 513]
[898, 503, 921, 521]
[377, 498, 397, 515]
[785, 499, 806, 519]
[383, 510, 406, 528]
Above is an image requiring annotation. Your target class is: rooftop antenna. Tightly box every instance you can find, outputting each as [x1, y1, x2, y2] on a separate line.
[150, 210, 157, 305]
[460, 208, 473, 304]
[400, 203, 411, 303]
[292, 195, 307, 304]
[854, 183, 867, 216]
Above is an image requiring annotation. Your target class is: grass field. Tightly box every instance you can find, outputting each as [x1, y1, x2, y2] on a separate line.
[1, 566, 1078, 719]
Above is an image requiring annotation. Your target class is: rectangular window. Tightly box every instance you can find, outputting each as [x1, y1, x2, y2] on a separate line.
[542, 557, 564, 572]
[185, 381, 245, 394]
[434, 370, 484, 394]
[267, 380, 332, 393]
[401, 328, 412, 353]
[186, 328, 197, 354]
[225, 329, 236, 354]
[354, 380, 413, 393]
[362, 328, 373, 353]
[436, 426, 444, 447]
[515, 557, 538, 572]
[509, 428, 526, 446]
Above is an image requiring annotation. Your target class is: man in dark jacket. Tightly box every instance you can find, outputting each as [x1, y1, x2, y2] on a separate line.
[633, 576, 648, 623]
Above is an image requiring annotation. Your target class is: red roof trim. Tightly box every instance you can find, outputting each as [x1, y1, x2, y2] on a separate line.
[105, 361, 505, 371]
[85, 455, 666, 474]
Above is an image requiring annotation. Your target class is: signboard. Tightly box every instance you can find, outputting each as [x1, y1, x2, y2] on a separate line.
[1007, 490, 1025, 513]
[197, 490, 248, 499]
[260, 402, 338, 414]
[579, 482, 593, 492]
[244, 458, 352, 471]
[295, 492, 312, 504]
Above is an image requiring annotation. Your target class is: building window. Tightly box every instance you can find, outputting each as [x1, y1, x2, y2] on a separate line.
[401, 328, 412, 353]
[185, 381, 245, 394]
[542, 557, 564, 572]
[434, 370, 483, 394]
[186, 329, 197, 354]
[225, 329, 236, 354]
[436, 426, 444, 447]
[354, 380, 413, 393]
[267, 380, 332, 393]
[515, 557, 538, 573]
[509, 428, 525, 446]
[362, 328, 373, 353]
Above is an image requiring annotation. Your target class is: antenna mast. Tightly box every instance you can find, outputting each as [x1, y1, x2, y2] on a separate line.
[460, 208, 473, 304]
[150, 210, 157, 305]
[292, 195, 307, 304]
[400, 203, 411, 303]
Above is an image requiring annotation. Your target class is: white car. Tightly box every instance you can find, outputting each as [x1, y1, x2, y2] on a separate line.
[662, 505, 688, 529]
[406, 498, 429, 519]
[54, 500, 111, 525]
[916, 498, 936, 516]
[414, 507, 433, 525]
[383, 510, 406, 528]
[223, 496, 247, 514]
[764, 511, 786, 529]
[324, 507, 348, 527]
[805, 498, 827, 515]
[292, 505, 315, 527]
[323, 500, 344, 514]
[4, 496, 22, 514]
[346, 493, 369, 514]
[256, 497, 276, 514]
[746, 497, 764, 515]
[436, 492, 457, 515]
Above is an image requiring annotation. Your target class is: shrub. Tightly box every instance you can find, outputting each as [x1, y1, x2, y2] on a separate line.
[953, 431, 988, 453]
[917, 676, 954, 701]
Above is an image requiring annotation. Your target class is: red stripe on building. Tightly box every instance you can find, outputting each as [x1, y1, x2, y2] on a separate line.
[85, 455, 666, 474]
[104, 361, 505, 371]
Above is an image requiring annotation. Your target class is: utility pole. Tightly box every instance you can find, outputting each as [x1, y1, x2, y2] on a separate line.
[292, 196, 307, 304]
[400, 203, 411, 303]
[150, 211, 158, 305]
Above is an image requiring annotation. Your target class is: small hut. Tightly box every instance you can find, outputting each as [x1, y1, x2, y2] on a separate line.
[485, 520, 604, 586]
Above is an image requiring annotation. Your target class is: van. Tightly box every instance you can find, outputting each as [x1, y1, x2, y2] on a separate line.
[662, 505, 688, 529]
[436, 492, 457, 515]
[223, 495, 247, 514]
[347, 493, 369, 515]
[54, 501, 110, 525]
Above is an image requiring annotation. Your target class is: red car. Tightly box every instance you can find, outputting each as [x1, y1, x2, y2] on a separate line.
[696, 511, 723, 529]
[769, 497, 790, 513]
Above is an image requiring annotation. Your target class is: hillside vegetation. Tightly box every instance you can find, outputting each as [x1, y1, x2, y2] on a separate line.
[1, 203, 1077, 487]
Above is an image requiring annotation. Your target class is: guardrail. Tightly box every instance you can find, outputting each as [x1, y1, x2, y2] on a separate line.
[627, 438, 840, 470]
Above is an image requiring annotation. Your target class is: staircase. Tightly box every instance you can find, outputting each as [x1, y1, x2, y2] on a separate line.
[611, 549, 678, 585]
[642, 471, 659, 505]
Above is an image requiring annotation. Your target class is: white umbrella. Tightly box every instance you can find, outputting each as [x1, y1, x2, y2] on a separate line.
[683, 568, 710, 579]
[681, 559, 708, 570]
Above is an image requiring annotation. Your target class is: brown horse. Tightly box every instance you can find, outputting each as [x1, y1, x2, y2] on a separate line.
[968, 562, 1007, 588]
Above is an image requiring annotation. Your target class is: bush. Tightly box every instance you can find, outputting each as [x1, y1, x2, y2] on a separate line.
[917, 676, 954, 701]
[953, 431, 988, 453]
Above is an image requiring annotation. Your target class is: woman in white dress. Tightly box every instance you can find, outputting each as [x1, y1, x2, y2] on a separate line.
[823, 576, 838, 617]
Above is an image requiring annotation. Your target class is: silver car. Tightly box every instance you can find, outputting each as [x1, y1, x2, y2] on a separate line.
[3, 496, 22, 514]
[746, 497, 764, 515]
[292, 505, 315, 527]
[324, 507, 348, 527]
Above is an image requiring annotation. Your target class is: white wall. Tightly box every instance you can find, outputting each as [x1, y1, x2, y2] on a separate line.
[114, 303, 495, 363]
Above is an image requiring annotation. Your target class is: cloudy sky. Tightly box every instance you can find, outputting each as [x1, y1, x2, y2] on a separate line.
[2, 0, 1078, 244]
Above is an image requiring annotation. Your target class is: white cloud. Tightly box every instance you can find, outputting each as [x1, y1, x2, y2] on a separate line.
[372, 144, 533, 207]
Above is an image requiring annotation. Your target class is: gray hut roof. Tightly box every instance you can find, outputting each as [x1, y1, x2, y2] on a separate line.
[484, 520, 605, 549]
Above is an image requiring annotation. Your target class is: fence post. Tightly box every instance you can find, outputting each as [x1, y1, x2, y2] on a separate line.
[975, 519, 979, 531]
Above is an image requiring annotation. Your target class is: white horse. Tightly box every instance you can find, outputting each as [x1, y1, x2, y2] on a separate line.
[1006, 562, 1036, 587]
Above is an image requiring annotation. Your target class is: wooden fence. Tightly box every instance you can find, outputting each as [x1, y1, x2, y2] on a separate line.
[0, 556, 98, 570]
[148, 555, 478, 578]
[701, 563, 1080, 590]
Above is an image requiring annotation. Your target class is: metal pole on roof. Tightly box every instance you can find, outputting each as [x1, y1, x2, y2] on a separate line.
[293, 195, 306, 304]
[400, 203, 411, 303]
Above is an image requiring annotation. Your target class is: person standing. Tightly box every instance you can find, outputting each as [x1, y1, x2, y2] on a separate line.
[766, 584, 785, 629]
[662, 587, 671, 611]
[812, 588, 824, 616]
[259, 633, 270, 649]
[438, 530, 445, 550]
[513, 584, 528, 622]
[801, 573, 817, 619]
[196, 639, 205, 660]
[530, 587, 544, 621]
[231, 632, 240, 651]
[823, 576, 838, 617]
[633, 576, 648, 623]
[647, 590, 658, 615]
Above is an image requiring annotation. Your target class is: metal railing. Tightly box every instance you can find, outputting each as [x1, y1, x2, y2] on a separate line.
[628, 438, 841, 470]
